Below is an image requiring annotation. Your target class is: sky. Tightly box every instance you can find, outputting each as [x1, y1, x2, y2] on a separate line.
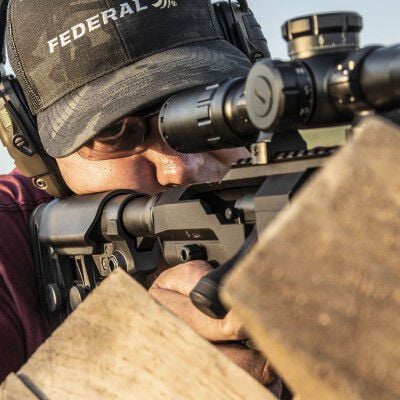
[0, 0, 399, 174]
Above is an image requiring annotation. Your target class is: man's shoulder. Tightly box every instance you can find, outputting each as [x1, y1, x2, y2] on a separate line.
[0, 169, 52, 257]
[0, 169, 52, 215]
[0, 170, 51, 370]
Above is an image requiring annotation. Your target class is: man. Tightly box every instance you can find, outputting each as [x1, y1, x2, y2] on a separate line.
[0, 0, 281, 395]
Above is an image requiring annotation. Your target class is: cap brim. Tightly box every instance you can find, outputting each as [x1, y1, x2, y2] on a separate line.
[37, 39, 251, 158]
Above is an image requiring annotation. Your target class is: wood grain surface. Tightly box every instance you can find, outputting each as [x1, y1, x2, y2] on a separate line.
[2, 269, 275, 400]
[0, 374, 37, 400]
[222, 116, 400, 400]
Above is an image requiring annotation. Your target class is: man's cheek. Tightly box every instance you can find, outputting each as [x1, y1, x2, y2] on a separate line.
[57, 154, 161, 194]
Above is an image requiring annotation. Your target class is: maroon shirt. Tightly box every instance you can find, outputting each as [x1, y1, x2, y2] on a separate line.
[0, 169, 52, 382]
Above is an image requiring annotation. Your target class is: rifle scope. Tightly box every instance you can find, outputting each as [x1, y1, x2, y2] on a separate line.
[159, 12, 400, 153]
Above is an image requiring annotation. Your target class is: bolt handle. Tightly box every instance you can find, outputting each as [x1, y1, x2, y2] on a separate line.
[190, 261, 233, 319]
[190, 229, 258, 319]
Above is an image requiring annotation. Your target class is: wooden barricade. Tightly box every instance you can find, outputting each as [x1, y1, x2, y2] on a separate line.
[0, 374, 38, 400]
[0, 268, 275, 400]
[222, 116, 400, 400]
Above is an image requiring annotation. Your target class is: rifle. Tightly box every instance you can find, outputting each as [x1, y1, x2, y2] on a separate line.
[31, 11, 400, 331]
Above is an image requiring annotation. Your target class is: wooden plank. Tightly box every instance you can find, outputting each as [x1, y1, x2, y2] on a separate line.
[222, 116, 400, 400]
[0, 374, 37, 400]
[15, 268, 275, 400]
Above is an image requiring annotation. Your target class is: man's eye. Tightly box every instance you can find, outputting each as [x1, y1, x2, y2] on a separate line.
[78, 116, 147, 160]
[95, 121, 126, 143]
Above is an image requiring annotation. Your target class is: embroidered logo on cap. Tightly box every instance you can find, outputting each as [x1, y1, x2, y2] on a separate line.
[47, 0, 178, 54]
[152, 0, 177, 8]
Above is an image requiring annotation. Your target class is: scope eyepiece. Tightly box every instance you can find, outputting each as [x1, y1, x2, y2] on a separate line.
[158, 78, 259, 154]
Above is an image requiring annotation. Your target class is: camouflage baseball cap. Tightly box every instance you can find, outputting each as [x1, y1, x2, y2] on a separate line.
[7, 0, 251, 158]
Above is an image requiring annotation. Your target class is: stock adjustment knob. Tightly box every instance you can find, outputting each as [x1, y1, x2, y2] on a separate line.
[46, 283, 63, 313]
[69, 284, 88, 311]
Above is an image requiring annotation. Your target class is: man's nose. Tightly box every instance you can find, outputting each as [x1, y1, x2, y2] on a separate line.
[143, 142, 206, 187]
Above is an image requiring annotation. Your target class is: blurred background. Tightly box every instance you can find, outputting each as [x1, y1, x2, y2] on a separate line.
[0, 0, 399, 174]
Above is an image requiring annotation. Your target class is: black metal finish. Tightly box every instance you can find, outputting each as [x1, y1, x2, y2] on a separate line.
[159, 78, 259, 153]
[190, 228, 258, 318]
[214, 0, 270, 63]
[69, 284, 87, 311]
[31, 190, 161, 331]
[282, 12, 362, 59]
[0, 0, 7, 65]
[46, 283, 62, 313]
[181, 245, 207, 262]
[159, 12, 400, 155]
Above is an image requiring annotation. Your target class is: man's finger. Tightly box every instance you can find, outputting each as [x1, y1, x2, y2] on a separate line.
[149, 288, 247, 341]
[216, 343, 281, 396]
[151, 261, 212, 296]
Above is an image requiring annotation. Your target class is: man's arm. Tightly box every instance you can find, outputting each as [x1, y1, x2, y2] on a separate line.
[0, 171, 52, 383]
[0, 277, 26, 382]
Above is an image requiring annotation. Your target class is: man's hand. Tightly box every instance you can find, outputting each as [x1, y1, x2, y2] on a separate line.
[149, 261, 280, 391]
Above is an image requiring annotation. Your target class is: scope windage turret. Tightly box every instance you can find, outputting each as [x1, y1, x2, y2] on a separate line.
[159, 11, 400, 153]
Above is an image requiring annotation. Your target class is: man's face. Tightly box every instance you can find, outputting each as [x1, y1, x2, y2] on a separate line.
[57, 113, 249, 195]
